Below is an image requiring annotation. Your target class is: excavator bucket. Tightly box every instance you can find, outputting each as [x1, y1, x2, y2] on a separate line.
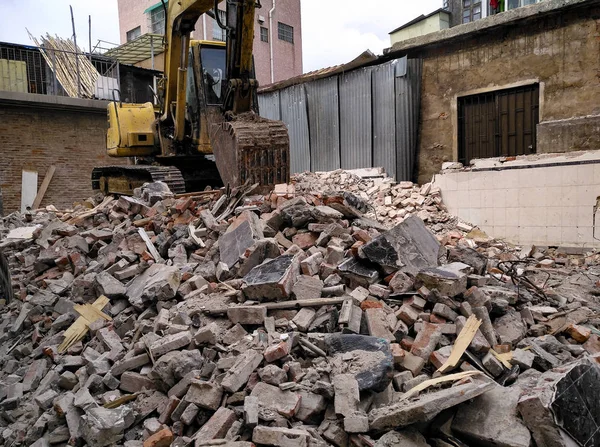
[209, 113, 290, 191]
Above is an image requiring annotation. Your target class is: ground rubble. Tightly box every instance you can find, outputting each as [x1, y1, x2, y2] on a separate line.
[1, 169, 600, 447]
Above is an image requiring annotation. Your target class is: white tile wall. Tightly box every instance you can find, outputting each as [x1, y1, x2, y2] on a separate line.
[434, 163, 600, 248]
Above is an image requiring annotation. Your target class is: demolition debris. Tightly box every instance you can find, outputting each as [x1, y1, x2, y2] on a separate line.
[1, 168, 600, 447]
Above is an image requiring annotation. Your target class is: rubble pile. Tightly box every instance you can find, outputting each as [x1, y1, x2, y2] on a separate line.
[293, 168, 457, 231]
[0, 174, 600, 447]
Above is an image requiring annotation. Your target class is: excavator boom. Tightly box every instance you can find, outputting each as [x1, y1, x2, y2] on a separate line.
[94, 0, 289, 195]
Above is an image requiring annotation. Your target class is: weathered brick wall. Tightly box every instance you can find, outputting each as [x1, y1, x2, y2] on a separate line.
[0, 105, 126, 213]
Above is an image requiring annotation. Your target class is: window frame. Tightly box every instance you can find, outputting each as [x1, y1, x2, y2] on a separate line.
[149, 7, 166, 35]
[277, 22, 294, 44]
[126, 26, 141, 42]
[462, 0, 482, 23]
[260, 26, 269, 43]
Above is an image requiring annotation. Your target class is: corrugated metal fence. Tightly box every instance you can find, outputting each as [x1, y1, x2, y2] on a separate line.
[258, 56, 422, 181]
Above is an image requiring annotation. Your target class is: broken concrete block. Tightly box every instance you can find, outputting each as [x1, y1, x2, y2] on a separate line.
[493, 310, 527, 347]
[184, 380, 223, 411]
[433, 302, 458, 321]
[221, 349, 264, 393]
[411, 322, 442, 361]
[149, 331, 192, 358]
[194, 322, 220, 345]
[300, 252, 323, 276]
[194, 407, 237, 442]
[511, 348, 535, 370]
[292, 308, 316, 332]
[295, 391, 326, 423]
[359, 216, 440, 275]
[94, 271, 126, 298]
[415, 263, 469, 297]
[227, 305, 267, 325]
[127, 264, 181, 309]
[365, 308, 395, 342]
[373, 429, 430, 447]
[369, 378, 495, 430]
[82, 406, 132, 447]
[518, 358, 600, 447]
[120, 372, 156, 393]
[453, 385, 531, 447]
[111, 353, 150, 377]
[396, 304, 420, 325]
[473, 306, 498, 347]
[244, 395, 259, 426]
[252, 426, 310, 447]
[344, 413, 369, 433]
[333, 374, 360, 417]
[242, 254, 299, 301]
[220, 212, 264, 268]
[250, 381, 301, 417]
[292, 275, 323, 300]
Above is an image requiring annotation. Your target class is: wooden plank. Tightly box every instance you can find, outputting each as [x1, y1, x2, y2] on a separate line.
[32, 165, 56, 210]
[58, 296, 111, 353]
[138, 228, 162, 261]
[438, 315, 482, 373]
[400, 371, 482, 401]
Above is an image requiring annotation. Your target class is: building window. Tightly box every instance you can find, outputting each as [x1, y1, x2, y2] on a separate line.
[260, 26, 269, 43]
[126, 26, 141, 42]
[462, 0, 482, 23]
[213, 9, 227, 41]
[149, 7, 166, 34]
[278, 22, 294, 43]
[458, 84, 540, 165]
[443, 0, 450, 9]
[491, 0, 540, 14]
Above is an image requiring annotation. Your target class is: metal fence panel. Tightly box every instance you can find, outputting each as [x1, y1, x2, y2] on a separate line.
[395, 57, 422, 181]
[339, 68, 372, 170]
[280, 84, 310, 174]
[372, 61, 397, 180]
[257, 91, 280, 120]
[305, 76, 340, 172]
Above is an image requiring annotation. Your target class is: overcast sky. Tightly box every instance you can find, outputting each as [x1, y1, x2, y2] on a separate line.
[0, 0, 441, 72]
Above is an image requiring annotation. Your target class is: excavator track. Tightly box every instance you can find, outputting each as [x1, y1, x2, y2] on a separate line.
[210, 113, 290, 191]
[92, 165, 186, 195]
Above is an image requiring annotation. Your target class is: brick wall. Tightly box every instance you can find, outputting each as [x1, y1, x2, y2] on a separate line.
[0, 105, 126, 213]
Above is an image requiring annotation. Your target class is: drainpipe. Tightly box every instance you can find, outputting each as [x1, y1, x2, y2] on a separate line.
[203, 14, 207, 40]
[269, 0, 276, 83]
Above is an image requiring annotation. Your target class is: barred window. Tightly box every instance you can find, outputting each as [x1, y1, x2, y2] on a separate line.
[126, 26, 141, 42]
[260, 26, 269, 43]
[149, 8, 166, 34]
[278, 22, 294, 43]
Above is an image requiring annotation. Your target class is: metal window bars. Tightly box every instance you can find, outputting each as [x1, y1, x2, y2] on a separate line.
[0, 42, 119, 100]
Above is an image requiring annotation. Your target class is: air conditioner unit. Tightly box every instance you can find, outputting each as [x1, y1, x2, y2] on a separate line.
[258, 15, 265, 23]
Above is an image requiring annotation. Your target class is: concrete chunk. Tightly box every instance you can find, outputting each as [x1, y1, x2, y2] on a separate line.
[250, 382, 301, 418]
[221, 349, 264, 393]
[242, 254, 299, 301]
[252, 426, 310, 447]
[333, 374, 360, 417]
[194, 407, 237, 443]
[149, 331, 192, 358]
[184, 380, 223, 411]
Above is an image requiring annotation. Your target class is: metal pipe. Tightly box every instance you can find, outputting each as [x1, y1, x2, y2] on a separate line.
[268, 0, 276, 83]
[70, 5, 81, 98]
[202, 14, 207, 40]
[150, 35, 155, 70]
[88, 15, 92, 62]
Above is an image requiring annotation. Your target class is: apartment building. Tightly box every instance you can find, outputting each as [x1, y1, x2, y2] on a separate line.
[115, 0, 303, 86]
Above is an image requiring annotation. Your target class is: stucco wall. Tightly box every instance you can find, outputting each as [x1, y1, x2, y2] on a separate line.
[390, 14, 450, 45]
[416, 7, 600, 184]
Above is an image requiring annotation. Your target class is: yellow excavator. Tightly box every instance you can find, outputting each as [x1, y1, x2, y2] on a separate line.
[92, 0, 290, 195]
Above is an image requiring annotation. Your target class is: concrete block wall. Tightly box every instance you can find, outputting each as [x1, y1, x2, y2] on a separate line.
[434, 159, 600, 248]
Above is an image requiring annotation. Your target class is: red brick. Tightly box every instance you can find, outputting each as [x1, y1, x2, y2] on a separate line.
[143, 428, 173, 447]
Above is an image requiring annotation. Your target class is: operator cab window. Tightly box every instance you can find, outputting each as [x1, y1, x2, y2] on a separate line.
[200, 46, 226, 105]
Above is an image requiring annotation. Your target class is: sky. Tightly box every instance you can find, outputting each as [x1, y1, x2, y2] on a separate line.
[0, 0, 441, 72]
